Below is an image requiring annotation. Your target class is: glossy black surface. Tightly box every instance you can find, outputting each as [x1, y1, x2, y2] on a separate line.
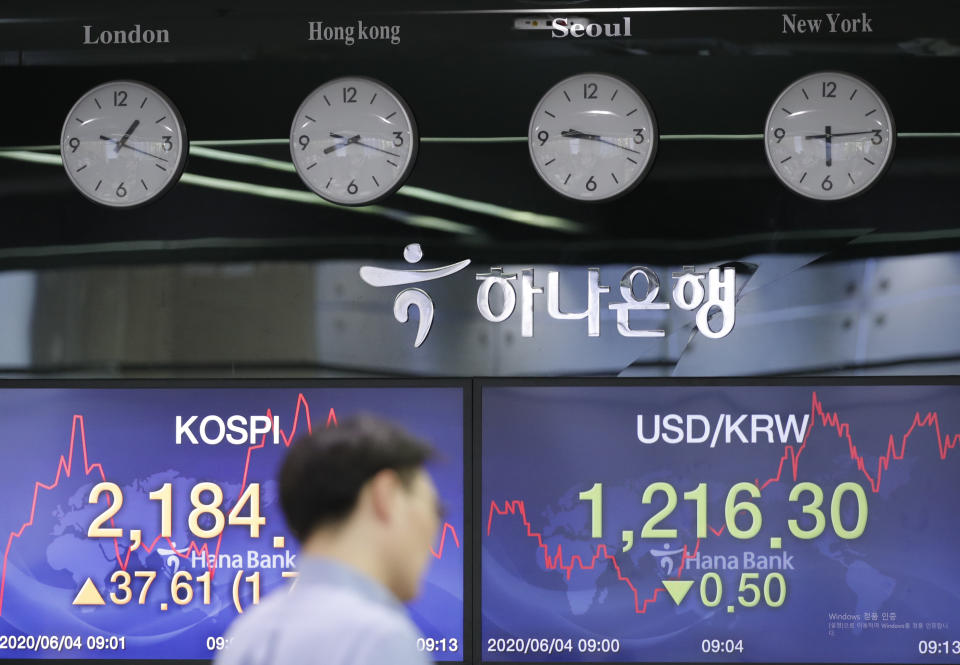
[1, 1, 959, 266]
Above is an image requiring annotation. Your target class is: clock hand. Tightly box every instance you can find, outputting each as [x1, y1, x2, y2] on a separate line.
[324, 133, 362, 154]
[825, 125, 832, 168]
[804, 130, 878, 139]
[99, 135, 169, 162]
[325, 133, 400, 157]
[328, 132, 362, 143]
[114, 119, 140, 154]
[562, 128, 643, 155]
[561, 129, 601, 141]
[352, 140, 401, 158]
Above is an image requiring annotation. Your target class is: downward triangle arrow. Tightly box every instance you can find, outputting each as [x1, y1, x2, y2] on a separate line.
[663, 579, 694, 605]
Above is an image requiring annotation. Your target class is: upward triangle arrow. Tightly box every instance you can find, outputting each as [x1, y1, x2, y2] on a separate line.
[72, 578, 105, 606]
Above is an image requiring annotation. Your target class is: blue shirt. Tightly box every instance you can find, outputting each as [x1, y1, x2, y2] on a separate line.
[215, 556, 430, 665]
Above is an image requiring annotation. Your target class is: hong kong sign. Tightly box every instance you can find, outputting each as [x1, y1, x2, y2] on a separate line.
[360, 244, 736, 348]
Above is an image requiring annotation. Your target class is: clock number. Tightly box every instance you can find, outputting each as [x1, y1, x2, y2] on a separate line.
[113, 90, 128, 107]
[537, 130, 549, 146]
[633, 128, 645, 144]
[347, 180, 358, 195]
[871, 130, 882, 145]
[68, 137, 80, 153]
[116, 183, 127, 198]
[821, 81, 837, 98]
[821, 175, 833, 191]
[298, 135, 310, 151]
[393, 131, 404, 147]
[583, 82, 598, 100]
[343, 87, 357, 104]
[161, 136, 173, 152]
[773, 128, 785, 143]
[585, 176, 597, 192]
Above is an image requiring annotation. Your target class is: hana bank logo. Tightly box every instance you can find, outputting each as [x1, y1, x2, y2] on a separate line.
[359, 243, 471, 348]
[359, 244, 737, 348]
[651, 543, 685, 577]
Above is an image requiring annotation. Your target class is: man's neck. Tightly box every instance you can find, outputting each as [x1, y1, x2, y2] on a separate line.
[300, 524, 394, 596]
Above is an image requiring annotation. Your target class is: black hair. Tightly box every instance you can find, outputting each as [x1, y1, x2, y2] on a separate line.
[278, 414, 435, 541]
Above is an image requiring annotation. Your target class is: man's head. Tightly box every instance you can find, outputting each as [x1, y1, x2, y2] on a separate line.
[279, 415, 441, 601]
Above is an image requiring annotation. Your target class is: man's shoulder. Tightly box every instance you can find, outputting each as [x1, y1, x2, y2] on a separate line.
[224, 582, 420, 643]
[216, 583, 427, 665]
[297, 582, 419, 634]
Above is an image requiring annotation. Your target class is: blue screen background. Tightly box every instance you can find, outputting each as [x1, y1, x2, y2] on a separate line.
[482, 385, 960, 662]
[0, 386, 463, 659]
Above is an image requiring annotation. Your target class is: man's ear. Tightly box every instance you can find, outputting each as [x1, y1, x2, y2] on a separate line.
[367, 469, 401, 524]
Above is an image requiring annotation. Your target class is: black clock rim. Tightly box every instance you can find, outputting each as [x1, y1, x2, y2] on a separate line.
[762, 69, 897, 204]
[526, 71, 660, 205]
[59, 79, 189, 211]
[287, 74, 420, 208]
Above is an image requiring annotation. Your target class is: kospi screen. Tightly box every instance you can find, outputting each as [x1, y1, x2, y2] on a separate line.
[0, 383, 465, 660]
[480, 382, 960, 663]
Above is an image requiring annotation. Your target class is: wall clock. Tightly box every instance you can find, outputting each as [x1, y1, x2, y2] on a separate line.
[61, 80, 187, 207]
[528, 72, 658, 202]
[764, 71, 895, 201]
[290, 76, 418, 206]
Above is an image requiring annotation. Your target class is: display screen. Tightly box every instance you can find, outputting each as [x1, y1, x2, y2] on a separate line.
[481, 383, 960, 663]
[0, 385, 464, 660]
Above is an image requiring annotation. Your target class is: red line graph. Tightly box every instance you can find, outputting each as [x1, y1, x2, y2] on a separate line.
[758, 391, 960, 492]
[0, 393, 460, 616]
[487, 390, 959, 616]
[487, 499, 699, 614]
[431, 522, 461, 559]
[0, 416, 107, 615]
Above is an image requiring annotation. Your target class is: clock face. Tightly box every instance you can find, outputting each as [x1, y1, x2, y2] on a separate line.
[61, 81, 187, 208]
[528, 73, 657, 202]
[290, 77, 418, 206]
[764, 71, 895, 201]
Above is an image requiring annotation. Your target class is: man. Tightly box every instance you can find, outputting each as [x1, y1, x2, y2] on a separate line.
[215, 415, 441, 665]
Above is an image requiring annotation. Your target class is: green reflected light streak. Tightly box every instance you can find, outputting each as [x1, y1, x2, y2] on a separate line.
[0, 150, 480, 236]
[3, 132, 960, 154]
[189, 145, 295, 172]
[0, 150, 62, 166]
[177, 174, 481, 235]
[398, 185, 585, 233]
[189, 145, 588, 234]
[184, 132, 960, 143]
[3, 148, 960, 249]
